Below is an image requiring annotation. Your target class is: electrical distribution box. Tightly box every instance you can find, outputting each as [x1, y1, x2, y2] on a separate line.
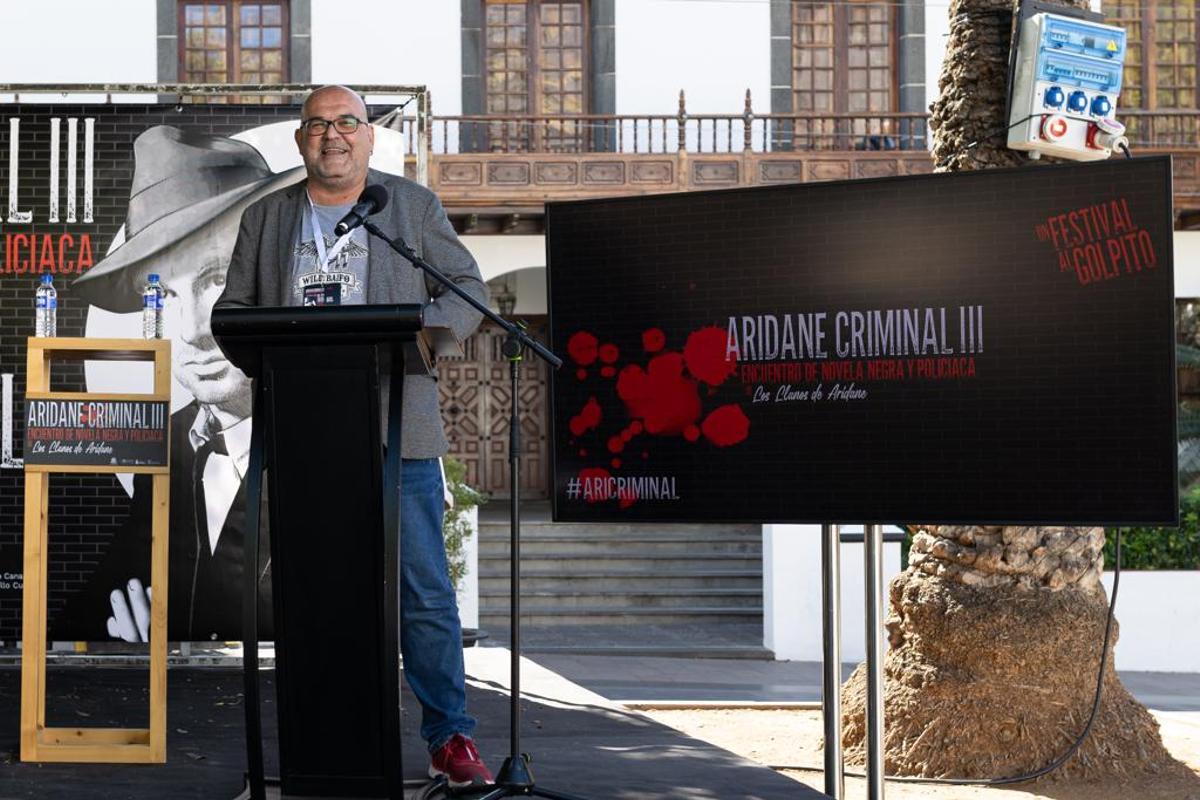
[1007, 12, 1128, 160]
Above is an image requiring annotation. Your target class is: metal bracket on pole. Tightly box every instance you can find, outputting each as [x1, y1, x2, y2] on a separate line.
[864, 523, 885, 800]
[821, 523, 844, 800]
[2, 374, 23, 469]
[416, 89, 431, 188]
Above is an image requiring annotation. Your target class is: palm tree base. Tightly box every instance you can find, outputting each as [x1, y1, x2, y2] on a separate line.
[838, 571, 1187, 781]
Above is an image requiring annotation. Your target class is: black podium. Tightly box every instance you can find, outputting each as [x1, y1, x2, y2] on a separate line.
[213, 304, 426, 800]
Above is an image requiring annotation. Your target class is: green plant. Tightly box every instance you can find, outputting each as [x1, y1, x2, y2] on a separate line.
[443, 457, 487, 592]
[1104, 487, 1200, 570]
[1178, 343, 1200, 487]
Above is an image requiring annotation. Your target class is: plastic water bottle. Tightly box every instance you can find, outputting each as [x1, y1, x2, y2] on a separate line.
[142, 273, 164, 339]
[35, 275, 57, 337]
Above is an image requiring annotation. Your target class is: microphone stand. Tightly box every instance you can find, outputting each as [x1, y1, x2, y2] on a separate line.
[361, 220, 587, 800]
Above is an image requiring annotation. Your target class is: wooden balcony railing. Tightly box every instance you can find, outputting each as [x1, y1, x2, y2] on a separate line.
[382, 90, 1198, 156]
[1120, 110, 1200, 149]
[416, 111, 932, 155]
[379, 92, 1200, 224]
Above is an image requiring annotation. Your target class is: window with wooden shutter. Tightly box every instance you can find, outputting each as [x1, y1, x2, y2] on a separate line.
[1106, 0, 1197, 145]
[791, 0, 896, 149]
[180, 2, 289, 103]
[484, 0, 587, 151]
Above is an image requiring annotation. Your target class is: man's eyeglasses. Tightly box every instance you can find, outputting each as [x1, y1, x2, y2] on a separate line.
[300, 115, 365, 136]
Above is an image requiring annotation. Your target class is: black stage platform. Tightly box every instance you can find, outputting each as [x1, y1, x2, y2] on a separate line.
[0, 665, 820, 799]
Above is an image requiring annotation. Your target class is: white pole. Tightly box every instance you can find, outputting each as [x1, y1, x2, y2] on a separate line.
[864, 523, 885, 799]
[822, 523, 844, 799]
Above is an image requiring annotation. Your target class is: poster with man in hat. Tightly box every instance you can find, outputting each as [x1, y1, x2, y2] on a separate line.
[51, 115, 407, 643]
[65, 124, 307, 641]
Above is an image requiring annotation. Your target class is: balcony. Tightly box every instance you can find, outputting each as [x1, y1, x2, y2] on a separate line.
[391, 96, 1200, 234]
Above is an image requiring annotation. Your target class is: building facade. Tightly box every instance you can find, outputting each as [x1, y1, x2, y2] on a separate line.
[1, 0, 1197, 659]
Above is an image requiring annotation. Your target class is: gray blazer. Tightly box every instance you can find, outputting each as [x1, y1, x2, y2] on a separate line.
[216, 168, 488, 458]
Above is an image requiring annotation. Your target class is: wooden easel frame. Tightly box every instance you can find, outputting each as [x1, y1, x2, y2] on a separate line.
[20, 337, 171, 764]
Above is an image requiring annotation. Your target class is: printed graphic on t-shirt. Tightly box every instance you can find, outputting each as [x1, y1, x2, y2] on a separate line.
[292, 234, 368, 305]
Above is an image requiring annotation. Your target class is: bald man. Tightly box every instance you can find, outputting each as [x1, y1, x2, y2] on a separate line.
[217, 85, 493, 787]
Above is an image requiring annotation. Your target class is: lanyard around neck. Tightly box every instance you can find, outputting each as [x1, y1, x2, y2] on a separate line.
[307, 193, 355, 272]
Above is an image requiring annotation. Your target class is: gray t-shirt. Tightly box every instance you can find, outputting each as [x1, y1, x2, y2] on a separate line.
[289, 199, 370, 306]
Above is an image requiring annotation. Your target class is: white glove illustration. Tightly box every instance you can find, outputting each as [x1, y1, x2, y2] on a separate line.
[106, 578, 151, 643]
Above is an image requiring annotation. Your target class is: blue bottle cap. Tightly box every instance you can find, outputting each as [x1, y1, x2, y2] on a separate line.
[148, 273, 160, 283]
[41, 275, 53, 284]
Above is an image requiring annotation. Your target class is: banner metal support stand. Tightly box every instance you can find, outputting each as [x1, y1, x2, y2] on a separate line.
[864, 523, 886, 800]
[821, 523, 844, 800]
[1, 374, 21, 469]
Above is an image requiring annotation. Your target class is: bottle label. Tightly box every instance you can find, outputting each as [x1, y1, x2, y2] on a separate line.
[47, 298, 57, 309]
[143, 294, 163, 310]
[36, 297, 46, 309]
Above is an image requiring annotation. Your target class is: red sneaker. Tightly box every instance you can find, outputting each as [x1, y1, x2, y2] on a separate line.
[429, 734, 494, 788]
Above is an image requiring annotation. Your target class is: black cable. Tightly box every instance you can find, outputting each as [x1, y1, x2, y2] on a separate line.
[964, 110, 1111, 150]
[768, 529, 1124, 786]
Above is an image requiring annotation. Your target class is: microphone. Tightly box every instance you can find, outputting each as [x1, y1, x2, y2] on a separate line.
[333, 184, 389, 236]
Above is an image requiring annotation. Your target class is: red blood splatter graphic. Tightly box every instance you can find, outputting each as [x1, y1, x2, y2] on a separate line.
[607, 436, 624, 454]
[600, 366, 616, 378]
[569, 396, 603, 437]
[642, 328, 666, 353]
[683, 425, 700, 442]
[683, 326, 737, 387]
[611, 458, 621, 469]
[568, 331, 599, 366]
[599, 343, 619, 364]
[576, 368, 587, 381]
[579, 467, 610, 502]
[702, 404, 750, 447]
[618, 489, 637, 510]
[629, 421, 644, 435]
[619, 428, 633, 443]
[616, 353, 702, 435]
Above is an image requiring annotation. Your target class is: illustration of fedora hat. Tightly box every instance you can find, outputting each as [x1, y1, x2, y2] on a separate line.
[73, 125, 303, 312]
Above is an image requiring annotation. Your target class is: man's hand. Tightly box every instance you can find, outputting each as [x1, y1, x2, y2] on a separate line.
[106, 578, 152, 643]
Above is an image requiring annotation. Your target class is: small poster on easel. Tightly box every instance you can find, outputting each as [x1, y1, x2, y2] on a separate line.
[24, 398, 168, 467]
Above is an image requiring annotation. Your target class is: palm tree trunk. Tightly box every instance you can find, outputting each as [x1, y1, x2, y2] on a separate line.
[838, 0, 1186, 781]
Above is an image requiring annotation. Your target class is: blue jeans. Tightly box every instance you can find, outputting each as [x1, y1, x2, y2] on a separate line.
[400, 458, 476, 751]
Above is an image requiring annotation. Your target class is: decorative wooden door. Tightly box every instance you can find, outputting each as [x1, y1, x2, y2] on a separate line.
[439, 318, 550, 498]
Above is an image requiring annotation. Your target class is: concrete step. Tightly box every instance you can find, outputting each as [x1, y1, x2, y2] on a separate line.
[476, 504, 765, 642]
[480, 570, 761, 588]
[508, 643, 776, 660]
[478, 536, 761, 556]
[479, 588, 762, 610]
[478, 519, 761, 540]
[477, 552, 762, 571]
[481, 606, 762, 626]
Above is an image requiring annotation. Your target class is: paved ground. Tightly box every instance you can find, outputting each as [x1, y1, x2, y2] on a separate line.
[515, 648, 1200, 710]
[7, 634, 1195, 711]
[0, 648, 821, 800]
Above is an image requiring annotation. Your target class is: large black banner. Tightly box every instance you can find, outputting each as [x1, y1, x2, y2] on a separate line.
[548, 158, 1177, 525]
[0, 103, 407, 642]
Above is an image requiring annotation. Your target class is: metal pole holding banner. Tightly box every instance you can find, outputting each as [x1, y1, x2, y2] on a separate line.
[821, 524, 844, 800]
[2, 374, 21, 468]
[864, 524, 886, 799]
[416, 88, 431, 188]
